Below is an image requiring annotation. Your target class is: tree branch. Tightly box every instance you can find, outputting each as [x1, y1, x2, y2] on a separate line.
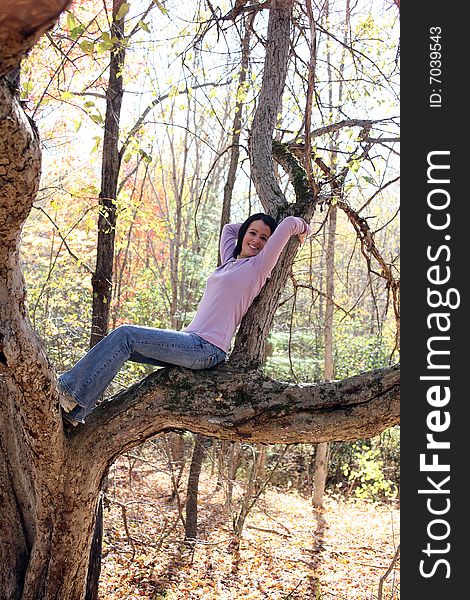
[310, 118, 398, 139]
[0, 0, 72, 77]
[72, 363, 400, 466]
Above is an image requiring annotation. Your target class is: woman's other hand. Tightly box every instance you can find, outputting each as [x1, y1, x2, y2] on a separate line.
[298, 223, 312, 245]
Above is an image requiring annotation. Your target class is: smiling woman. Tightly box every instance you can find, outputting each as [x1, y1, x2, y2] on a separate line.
[58, 213, 311, 425]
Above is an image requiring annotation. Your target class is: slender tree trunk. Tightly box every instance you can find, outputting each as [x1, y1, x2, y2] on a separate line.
[312, 205, 336, 509]
[231, 0, 319, 367]
[184, 434, 206, 541]
[90, 0, 126, 346]
[87, 2, 127, 596]
[312, 0, 351, 510]
[218, 15, 253, 261]
[230, 444, 268, 551]
[166, 107, 189, 329]
[226, 441, 241, 512]
[85, 494, 104, 600]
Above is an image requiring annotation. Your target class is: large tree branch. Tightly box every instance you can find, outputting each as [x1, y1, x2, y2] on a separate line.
[310, 118, 398, 140]
[72, 363, 400, 467]
[0, 0, 71, 77]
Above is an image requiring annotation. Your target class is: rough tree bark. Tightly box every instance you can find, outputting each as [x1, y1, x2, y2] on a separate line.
[0, 2, 400, 599]
[231, 0, 317, 367]
[87, 2, 128, 596]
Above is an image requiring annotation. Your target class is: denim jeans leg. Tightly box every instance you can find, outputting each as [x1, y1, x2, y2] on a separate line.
[59, 325, 225, 421]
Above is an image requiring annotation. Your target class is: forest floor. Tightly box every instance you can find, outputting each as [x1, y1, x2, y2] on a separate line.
[99, 456, 400, 600]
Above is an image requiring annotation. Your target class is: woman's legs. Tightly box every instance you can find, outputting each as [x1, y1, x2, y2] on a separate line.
[59, 325, 225, 422]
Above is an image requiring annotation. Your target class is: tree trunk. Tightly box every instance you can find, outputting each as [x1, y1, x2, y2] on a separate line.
[85, 495, 103, 600]
[248, 0, 294, 216]
[312, 0, 351, 510]
[231, 0, 316, 367]
[184, 434, 206, 541]
[0, 406, 110, 599]
[90, 0, 127, 346]
[230, 444, 269, 551]
[167, 432, 186, 498]
[313, 204, 337, 509]
[86, 2, 128, 595]
[218, 14, 253, 260]
[225, 442, 241, 512]
[312, 442, 329, 509]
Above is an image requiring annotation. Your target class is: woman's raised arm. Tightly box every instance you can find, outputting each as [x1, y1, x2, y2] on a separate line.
[220, 223, 241, 264]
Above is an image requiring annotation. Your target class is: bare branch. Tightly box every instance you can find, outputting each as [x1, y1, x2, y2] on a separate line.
[119, 80, 231, 161]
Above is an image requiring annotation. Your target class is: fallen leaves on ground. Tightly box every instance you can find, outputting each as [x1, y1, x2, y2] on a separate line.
[99, 457, 399, 599]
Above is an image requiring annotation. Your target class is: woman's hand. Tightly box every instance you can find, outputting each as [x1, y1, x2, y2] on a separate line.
[297, 223, 312, 245]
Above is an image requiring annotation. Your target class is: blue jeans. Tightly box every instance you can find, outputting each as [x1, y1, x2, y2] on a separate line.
[58, 325, 226, 422]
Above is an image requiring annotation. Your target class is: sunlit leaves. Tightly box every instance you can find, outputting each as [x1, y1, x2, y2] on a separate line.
[80, 39, 95, 54]
[342, 442, 398, 500]
[66, 12, 86, 41]
[20, 80, 33, 100]
[138, 20, 150, 34]
[91, 135, 101, 154]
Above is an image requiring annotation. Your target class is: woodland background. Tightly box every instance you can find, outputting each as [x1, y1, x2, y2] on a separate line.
[16, 0, 399, 597]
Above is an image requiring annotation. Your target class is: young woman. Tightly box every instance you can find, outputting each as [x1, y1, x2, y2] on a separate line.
[58, 213, 310, 425]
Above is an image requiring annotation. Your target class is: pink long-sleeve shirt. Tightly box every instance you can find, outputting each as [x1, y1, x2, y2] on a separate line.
[185, 216, 308, 353]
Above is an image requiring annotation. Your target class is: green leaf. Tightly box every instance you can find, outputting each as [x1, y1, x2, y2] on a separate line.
[72, 25, 85, 41]
[97, 42, 113, 54]
[115, 2, 130, 21]
[139, 20, 150, 33]
[80, 40, 95, 55]
[139, 149, 153, 164]
[91, 136, 101, 154]
[89, 113, 104, 125]
[66, 12, 78, 31]
[20, 81, 33, 100]
[153, 0, 168, 15]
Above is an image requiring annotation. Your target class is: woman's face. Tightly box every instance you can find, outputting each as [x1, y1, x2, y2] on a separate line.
[238, 219, 272, 258]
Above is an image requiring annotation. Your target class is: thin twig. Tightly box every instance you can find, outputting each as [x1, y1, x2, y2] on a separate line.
[378, 544, 400, 600]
